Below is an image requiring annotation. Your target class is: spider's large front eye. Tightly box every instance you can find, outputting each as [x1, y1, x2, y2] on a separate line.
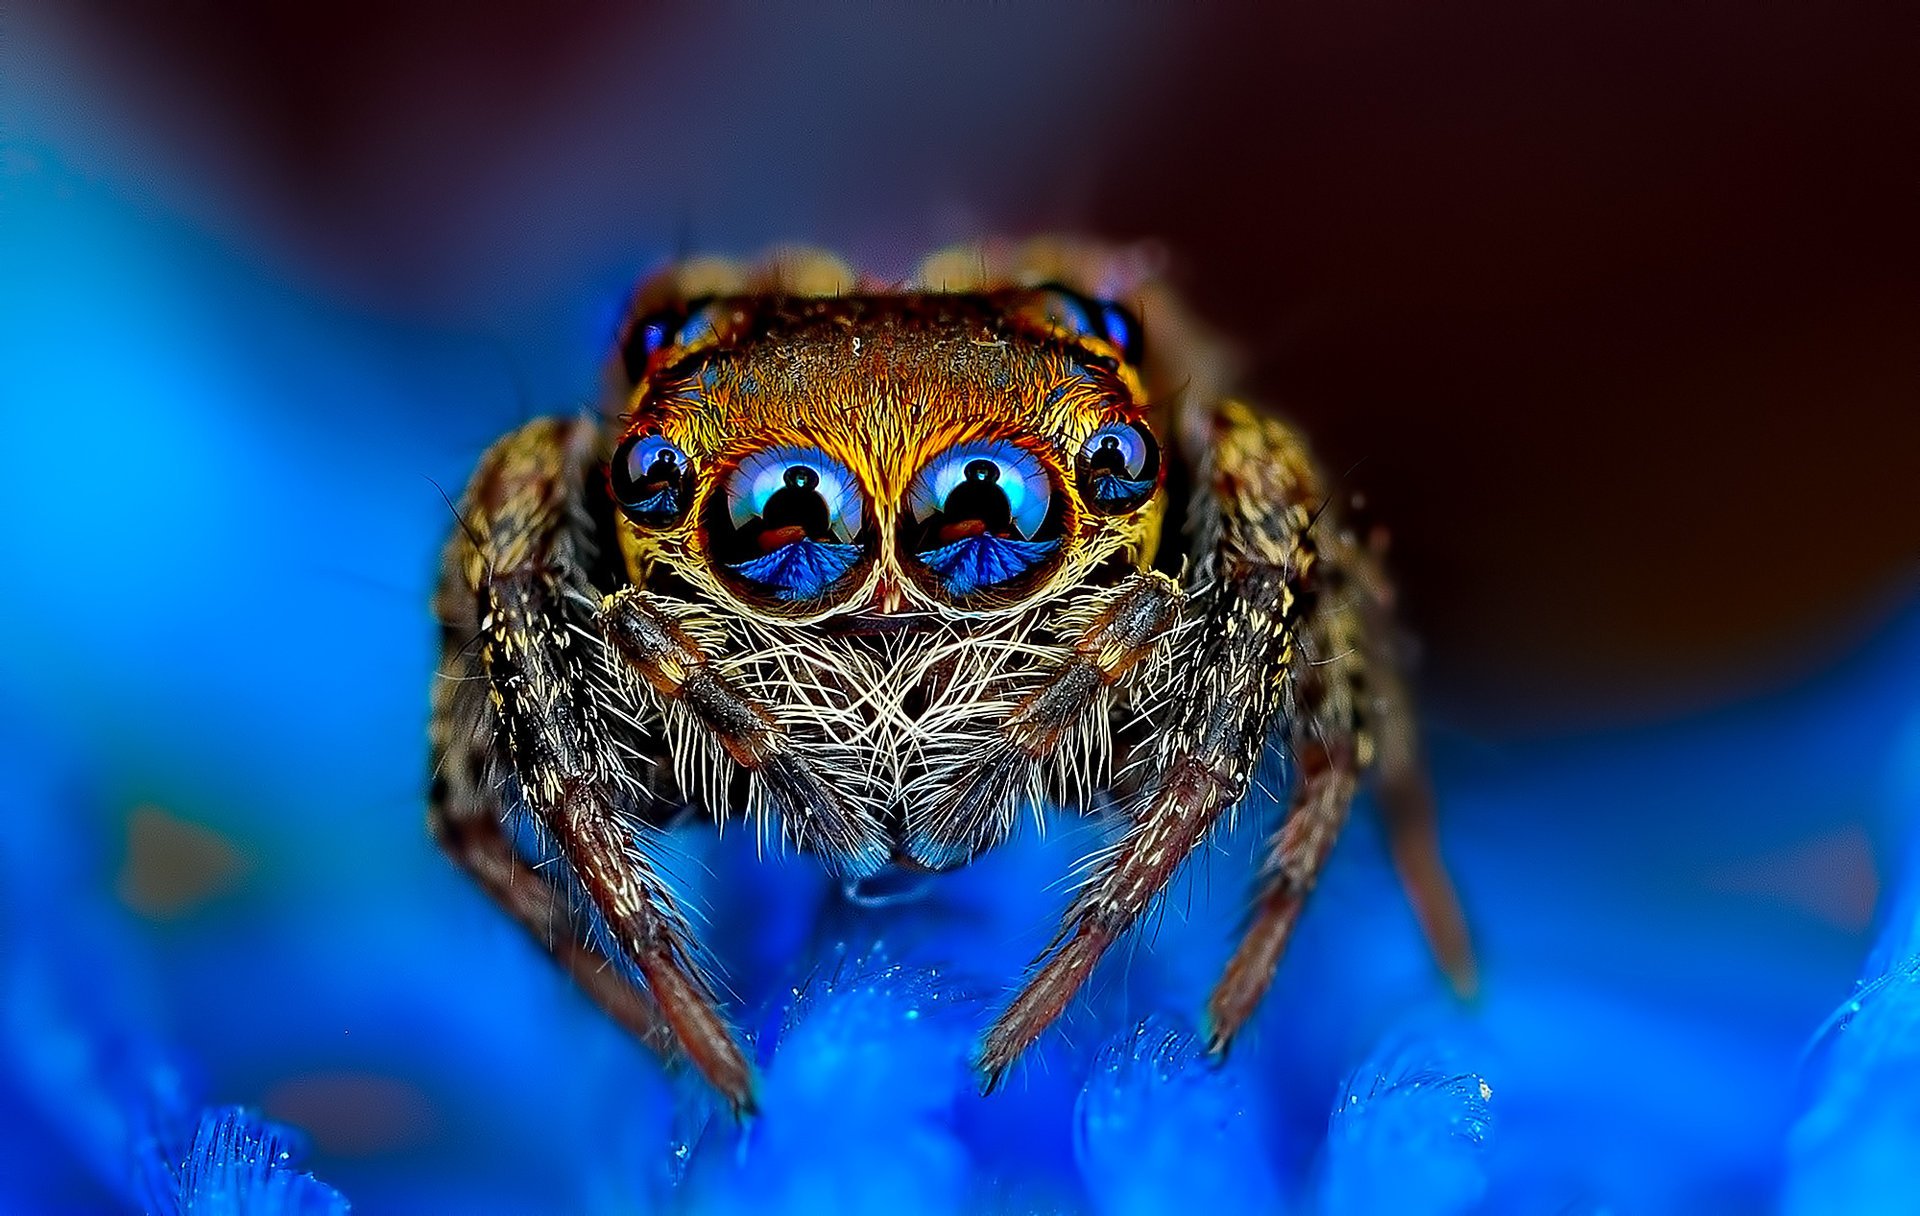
[901, 439, 1066, 600]
[611, 431, 695, 527]
[1077, 420, 1160, 515]
[705, 446, 870, 603]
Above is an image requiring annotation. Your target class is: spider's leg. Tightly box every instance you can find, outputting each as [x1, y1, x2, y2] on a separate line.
[975, 401, 1318, 1088]
[905, 571, 1185, 869]
[434, 547, 673, 1054]
[1201, 475, 1483, 1055]
[429, 789, 677, 1061]
[595, 588, 891, 878]
[1203, 522, 1478, 1049]
[432, 416, 755, 1113]
[1200, 629, 1362, 1052]
[1343, 534, 1478, 997]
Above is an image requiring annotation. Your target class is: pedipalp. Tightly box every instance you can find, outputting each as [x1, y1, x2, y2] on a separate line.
[595, 586, 892, 877]
[905, 571, 1185, 870]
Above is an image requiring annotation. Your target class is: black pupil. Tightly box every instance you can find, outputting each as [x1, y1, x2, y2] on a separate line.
[941, 459, 1012, 535]
[758, 464, 831, 540]
[1089, 434, 1128, 474]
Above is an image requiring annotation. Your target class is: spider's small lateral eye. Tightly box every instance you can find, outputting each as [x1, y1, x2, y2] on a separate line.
[618, 309, 681, 384]
[610, 431, 695, 527]
[616, 297, 718, 383]
[1030, 283, 1143, 367]
[705, 446, 870, 604]
[1076, 421, 1161, 515]
[901, 440, 1066, 599]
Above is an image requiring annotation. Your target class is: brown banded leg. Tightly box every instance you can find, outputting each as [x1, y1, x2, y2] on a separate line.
[429, 793, 677, 1059]
[976, 402, 1319, 1088]
[1204, 508, 1478, 1051]
[1344, 533, 1479, 997]
[540, 773, 753, 1108]
[1201, 539, 1372, 1054]
[595, 587, 891, 878]
[1203, 731, 1359, 1053]
[431, 416, 755, 1114]
[905, 571, 1185, 870]
[429, 433, 674, 1054]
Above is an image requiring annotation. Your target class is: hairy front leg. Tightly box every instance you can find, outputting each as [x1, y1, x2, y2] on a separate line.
[976, 401, 1318, 1087]
[1203, 665, 1361, 1052]
[429, 792, 679, 1059]
[432, 571, 679, 1058]
[431, 416, 754, 1112]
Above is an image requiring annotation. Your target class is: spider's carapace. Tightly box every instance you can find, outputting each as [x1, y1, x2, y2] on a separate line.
[429, 240, 1474, 1114]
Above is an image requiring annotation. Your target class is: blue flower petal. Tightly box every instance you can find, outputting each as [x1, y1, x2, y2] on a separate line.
[137, 1107, 349, 1216]
[1322, 1035, 1497, 1215]
[1074, 1017, 1282, 1216]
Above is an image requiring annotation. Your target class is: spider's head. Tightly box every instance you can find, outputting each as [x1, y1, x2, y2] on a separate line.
[605, 283, 1165, 627]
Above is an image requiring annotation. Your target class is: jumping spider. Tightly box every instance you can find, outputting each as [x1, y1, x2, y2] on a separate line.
[429, 240, 1475, 1114]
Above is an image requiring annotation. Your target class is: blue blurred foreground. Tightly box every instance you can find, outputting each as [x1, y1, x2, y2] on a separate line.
[3, 148, 1917, 1214]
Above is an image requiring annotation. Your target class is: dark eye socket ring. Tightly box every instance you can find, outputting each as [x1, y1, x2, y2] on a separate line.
[609, 430, 694, 527]
[616, 295, 718, 383]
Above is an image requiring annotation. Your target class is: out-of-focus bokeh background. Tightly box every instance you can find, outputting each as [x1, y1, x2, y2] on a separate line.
[3, 4, 1917, 1213]
[12, 1, 1918, 730]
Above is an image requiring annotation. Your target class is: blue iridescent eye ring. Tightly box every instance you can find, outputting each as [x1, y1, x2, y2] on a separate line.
[902, 439, 1065, 599]
[1077, 420, 1160, 514]
[706, 445, 868, 603]
[610, 431, 694, 527]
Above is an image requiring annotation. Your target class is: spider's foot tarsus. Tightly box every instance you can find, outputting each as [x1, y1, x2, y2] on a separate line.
[1200, 1024, 1234, 1063]
[974, 921, 1117, 1087]
[638, 947, 758, 1117]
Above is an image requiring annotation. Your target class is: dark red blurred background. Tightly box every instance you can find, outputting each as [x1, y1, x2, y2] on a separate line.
[22, 2, 1918, 731]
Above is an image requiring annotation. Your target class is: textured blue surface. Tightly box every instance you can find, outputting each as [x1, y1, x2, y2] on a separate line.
[3, 143, 1918, 1213]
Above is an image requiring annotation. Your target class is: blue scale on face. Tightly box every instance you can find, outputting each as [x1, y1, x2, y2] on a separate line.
[712, 445, 868, 603]
[903, 439, 1063, 599]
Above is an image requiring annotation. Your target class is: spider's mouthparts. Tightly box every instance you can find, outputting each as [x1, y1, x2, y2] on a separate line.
[873, 575, 907, 615]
